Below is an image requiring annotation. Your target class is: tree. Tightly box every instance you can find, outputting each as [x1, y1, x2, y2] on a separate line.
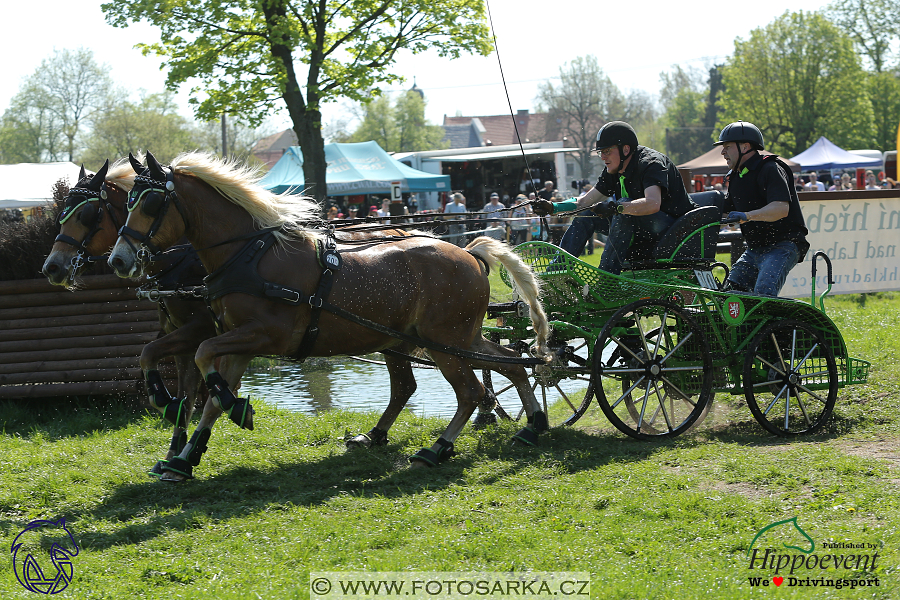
[867, 71, 900, 152]
[79, 92, 194, 166]
[658, 65, 714, 163]
[825, 0, 900, 72]
[719, 10, 874, 156]
[103, 0, 492, 202]
[10, 48, 115, 162]
[341, 91, 447, 152]
[535, 56, 625, 181]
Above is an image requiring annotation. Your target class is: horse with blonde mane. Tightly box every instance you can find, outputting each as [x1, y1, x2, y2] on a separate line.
[108, 151, 550, 481]
[42, 157, 216, 474]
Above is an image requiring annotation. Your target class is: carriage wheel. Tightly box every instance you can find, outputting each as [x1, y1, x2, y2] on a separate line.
[593, 299, 713, 440]
[481, 335, 595, 428]
[743, 320, 838, 436]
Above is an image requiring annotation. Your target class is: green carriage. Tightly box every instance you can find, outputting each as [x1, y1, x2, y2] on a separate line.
[483, 208, 870, 440]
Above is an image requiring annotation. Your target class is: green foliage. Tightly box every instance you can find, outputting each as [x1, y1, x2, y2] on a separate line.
[79, 93, 194, 166]
[867, 71, 900, 153]
[343, 91, 448, 152]
[102, 0, 493, 201]
[0, 48, 116, 164]
[719, 10, 874, 156]
[825, 0, 900, 73]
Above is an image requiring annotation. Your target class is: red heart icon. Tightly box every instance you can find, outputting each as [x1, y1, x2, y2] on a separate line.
[773, 577, 784, 586]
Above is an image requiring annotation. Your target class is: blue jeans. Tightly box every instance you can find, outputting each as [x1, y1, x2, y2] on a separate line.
[599, 212, 676, 275]
[727, 240, 800, 296]
[560, 210, 610, 257]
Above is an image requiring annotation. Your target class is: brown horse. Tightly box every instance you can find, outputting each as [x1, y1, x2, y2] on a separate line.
[41, 158, 216, 474]
[108, 151, 551, 481]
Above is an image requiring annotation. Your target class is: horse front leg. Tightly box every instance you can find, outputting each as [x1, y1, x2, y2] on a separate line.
[346, 349, 417, 449]
[409, 353, 483, 467]
[141, 318, 215, 428]
[194, 324, 280, 431]
[157, 354, 252, 483]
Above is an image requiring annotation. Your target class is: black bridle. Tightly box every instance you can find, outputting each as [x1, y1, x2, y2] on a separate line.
[55, 182, 124, 273]
[119, 167, 188, 264]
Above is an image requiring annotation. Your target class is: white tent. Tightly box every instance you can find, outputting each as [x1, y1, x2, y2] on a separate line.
[0, 162, 81, 210]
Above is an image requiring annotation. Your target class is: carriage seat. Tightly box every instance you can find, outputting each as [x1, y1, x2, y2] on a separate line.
[653, 206, 721, 261]
[688, 190, 726, 211]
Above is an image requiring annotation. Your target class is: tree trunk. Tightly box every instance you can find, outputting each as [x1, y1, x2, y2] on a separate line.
[294, 111, 327, 204]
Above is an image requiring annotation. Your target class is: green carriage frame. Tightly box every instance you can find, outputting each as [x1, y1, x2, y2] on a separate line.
[483, 241, 870, 440]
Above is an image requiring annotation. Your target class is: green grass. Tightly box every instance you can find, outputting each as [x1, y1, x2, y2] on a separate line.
[1, 293, 898, 599]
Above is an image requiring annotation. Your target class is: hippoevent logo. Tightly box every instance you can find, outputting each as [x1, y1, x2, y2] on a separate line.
[746, 517, 880, 590]
[10, 518, 79, 594]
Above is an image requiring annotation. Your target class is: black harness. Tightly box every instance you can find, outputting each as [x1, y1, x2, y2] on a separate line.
[203, 229, 343, 361]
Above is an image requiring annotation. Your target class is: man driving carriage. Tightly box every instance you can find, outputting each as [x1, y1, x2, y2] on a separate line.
[532, 121, 697, 275]
[715, 121, 809, 296]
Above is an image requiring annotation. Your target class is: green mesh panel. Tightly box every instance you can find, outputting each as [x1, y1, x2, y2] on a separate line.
[496, 241, 865, 391]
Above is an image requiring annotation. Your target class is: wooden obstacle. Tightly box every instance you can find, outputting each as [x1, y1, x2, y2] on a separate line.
[0, 274, 169, 399]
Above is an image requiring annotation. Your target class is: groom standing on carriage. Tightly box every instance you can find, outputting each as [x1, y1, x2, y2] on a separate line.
[532, 121, 697, 274]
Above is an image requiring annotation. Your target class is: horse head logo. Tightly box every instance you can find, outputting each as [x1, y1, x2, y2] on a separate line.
[10, 517, 79, 594]
[747, 516, 815, 556]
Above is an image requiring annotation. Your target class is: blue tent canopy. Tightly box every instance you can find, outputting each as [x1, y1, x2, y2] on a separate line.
[787, 137, 882, 171]
[259, 141, 450, 196]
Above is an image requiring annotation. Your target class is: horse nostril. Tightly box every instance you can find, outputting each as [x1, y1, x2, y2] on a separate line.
[110, 256, 125, 271]
[44, 263, 59, 275]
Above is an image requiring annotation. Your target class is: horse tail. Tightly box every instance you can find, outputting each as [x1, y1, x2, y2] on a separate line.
[465, 237, 550, 358]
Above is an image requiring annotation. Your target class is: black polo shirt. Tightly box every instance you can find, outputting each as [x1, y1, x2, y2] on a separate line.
[595, 146, 697, 218]
[723, 153, 808, 251]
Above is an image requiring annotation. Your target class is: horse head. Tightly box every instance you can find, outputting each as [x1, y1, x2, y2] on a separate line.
[109, 151, 185, 278]
[42, 159, 125, 288]
[11, 517, 79, 594]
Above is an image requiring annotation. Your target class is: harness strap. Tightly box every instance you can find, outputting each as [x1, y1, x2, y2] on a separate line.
[293, 239, 341, 360]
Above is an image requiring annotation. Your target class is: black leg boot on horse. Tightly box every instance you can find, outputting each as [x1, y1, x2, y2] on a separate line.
[206, 371, 254, 430]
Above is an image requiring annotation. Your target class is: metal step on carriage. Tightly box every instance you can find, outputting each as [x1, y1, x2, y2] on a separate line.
[482, 202, 871, 440]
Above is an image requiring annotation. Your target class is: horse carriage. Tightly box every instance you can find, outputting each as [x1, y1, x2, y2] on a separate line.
[44, 152, 869, 481]
[482, 200, 870, 440]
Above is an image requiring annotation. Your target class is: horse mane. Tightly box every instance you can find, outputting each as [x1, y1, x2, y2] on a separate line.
[106, 155, 137, 192]
[169, 151, 322, 243]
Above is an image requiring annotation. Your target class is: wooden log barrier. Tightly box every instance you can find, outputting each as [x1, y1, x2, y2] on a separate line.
[0, 274, 176, 400]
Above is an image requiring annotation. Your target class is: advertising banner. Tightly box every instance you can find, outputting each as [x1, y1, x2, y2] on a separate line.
[780, 195, 900, 297]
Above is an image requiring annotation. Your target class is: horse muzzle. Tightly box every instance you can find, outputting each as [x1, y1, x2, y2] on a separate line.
[108, 243, 142, 278]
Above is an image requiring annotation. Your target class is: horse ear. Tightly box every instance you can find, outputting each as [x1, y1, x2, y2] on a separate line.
[87, 159, 110, 191]
[146, 151, 165, 181]
[79, 164, 86, 181]
[129, 152, 144, 174]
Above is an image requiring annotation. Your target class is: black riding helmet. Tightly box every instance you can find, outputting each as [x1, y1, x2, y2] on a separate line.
[595, 121, 639, 162]
[714, 121, 764, 175]
[713, 121, 764, 150]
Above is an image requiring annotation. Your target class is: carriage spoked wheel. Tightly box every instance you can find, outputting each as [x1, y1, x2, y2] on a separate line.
[592, 299, 713, 440]
[742, 319, 838, 436]
[480, 334, 596, 428]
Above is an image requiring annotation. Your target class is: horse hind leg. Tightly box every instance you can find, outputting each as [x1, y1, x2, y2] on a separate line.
[346, 349, 416, 449]
[409, 353, 482, 467]
[468, 336, 546, 446]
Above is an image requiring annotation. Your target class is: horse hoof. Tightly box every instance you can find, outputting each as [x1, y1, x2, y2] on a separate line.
[147, 460, 166, 478]
[346, 428, 388, 449]
[512, 426, 539, 446]
[472, 412, 497, 430]
[158, 472, 189, 483]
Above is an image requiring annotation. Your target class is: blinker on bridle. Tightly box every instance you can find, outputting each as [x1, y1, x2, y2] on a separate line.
[119, 167, 184, 262]
[55, 180, 122, 273]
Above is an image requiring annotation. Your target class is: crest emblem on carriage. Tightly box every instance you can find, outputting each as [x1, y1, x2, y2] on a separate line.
[722, 295, 746, 326]
[11, 518, 79, 594]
